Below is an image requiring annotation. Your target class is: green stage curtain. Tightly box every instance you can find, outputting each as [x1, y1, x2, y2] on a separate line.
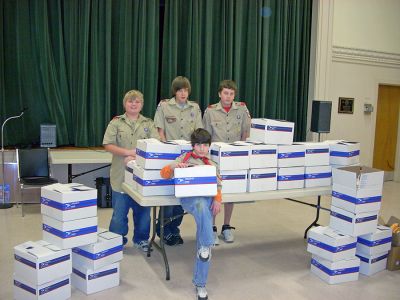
[0, 0, 159, 146]
[161, 0, 312, 141]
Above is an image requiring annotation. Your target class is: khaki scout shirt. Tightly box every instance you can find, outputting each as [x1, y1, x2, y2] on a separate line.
[103, 113, 159, 192]
[153, 97, 203, 140]
[203, 101, 251, 143]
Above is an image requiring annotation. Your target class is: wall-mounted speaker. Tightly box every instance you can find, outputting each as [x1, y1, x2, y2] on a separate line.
[311, 100, 332, 133]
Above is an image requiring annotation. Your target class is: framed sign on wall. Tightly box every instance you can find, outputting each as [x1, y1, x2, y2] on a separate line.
[338, 97, 354, 114]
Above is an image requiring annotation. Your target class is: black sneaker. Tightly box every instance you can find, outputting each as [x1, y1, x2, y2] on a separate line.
[174, 233, 184, 245]
[163, 233, 180, 246]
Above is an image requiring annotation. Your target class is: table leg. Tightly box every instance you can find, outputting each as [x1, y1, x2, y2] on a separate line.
[303, 195, 321, 239]
[148, 206, 170, 280]
[68, 164, 72, 183]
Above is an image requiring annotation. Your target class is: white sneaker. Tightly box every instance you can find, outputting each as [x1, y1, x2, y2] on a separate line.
[134, 240, 150, 253]
[197, 246, 211, 262]
[213, 231, 220, 246]
[221, 226, 235, 243]
[196, 286, 208, 300]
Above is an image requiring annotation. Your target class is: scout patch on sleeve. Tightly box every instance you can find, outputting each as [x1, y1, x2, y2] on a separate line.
[165, 116, 177, 123]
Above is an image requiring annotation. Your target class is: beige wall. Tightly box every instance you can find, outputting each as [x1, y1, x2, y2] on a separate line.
[309, 0, 400, 181]
[333, 0, 400, 53]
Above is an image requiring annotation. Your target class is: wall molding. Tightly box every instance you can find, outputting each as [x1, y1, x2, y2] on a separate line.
[332, 45, 400, 68]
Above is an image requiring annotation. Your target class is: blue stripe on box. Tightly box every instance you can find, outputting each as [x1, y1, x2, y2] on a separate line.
[14, 280, 37, 295]
[88, 268, 118, 280]
[266, 125, 293, 132]
[39, 278, 70, 295]
[332, 191, 381, 205]
[125, 166, 133, 173]
[311, 258, 359, 276]
[136, 178, 174, 187]
[330, 150, 360, 157]
[305, 172, 332, 179]
[251, 123, 265, 130]
[14, 254, 36, 268]
[251, 173, 276, 179]
[356, 253, 388, 264]
[221, 175, 246, 180]
[136, 148, 179, 160]
[73, 268, 87, 279]
[174, 176, 217, 185]
[357, 236, 392, 247]
[277, 174, 304, 181]
[252, 149, 276, 155]
[72, 245, 123, 260]
[278, 152, 305, 159]
[39, 254, 70, 269]
[42, 224, 97, 239]
[355, 215, 377, 223]
[308, 238, 356, 253]
[210, 150, 219, 156]
[41, 197, 97, 211]
[330, 211, 353, 223]
[221, 151, 248, 157]
[306, 148, 329, 154]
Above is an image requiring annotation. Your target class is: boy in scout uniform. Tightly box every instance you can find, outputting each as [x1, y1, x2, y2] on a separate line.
[203, 80, 251, 245]
[153, 76, 203, 246]
[103, 90, 160, 252]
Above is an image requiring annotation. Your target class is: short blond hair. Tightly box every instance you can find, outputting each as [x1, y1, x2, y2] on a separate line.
[123, 90, 144, 106]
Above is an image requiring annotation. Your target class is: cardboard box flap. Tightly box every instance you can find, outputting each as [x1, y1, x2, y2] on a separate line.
[387, 216, 400, 226]
[45, 244, 63, 251]
[27, 246, 53, 258]
[99, 231, 121, 240]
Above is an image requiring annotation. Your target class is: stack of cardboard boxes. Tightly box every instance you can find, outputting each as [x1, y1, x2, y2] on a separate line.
[13, 183, 123, 299]
[126, 139, 193, 196]
[307, 166, 392, 284]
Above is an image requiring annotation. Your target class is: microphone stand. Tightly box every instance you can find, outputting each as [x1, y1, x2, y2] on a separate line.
[1, 110, 25, 209]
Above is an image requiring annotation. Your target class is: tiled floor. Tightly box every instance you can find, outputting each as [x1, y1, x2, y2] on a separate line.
[1, 181, 399, 299]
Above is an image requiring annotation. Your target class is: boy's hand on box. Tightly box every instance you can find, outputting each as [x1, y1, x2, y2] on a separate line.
[176, 162, 190, 168]
[124, 156, 135, 165]
[211, 200, 221, 216]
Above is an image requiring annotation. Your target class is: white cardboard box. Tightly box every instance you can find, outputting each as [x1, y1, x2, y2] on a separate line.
[305, 166, 332, 188]
[356, 252, 388, 276]
[329, 205, 378, 237]
[277, 144, 305, 167]
[356, 225, 392, 256]
[237, 141, 277, 168]
[249, 118, 294, 145]
[165, 140, 192, 154]
[331, 183, 382, 213]
[328, 141, 360, 166]
[310, 255, 360, 284]
[40, 183, 97, 222]
[220, 170, 247, 194]
[135, 165, 175, 196]
[332, 166, 384, 190]
[136, 138, 181, 169]
[124, 160, 137, 189]
[277, 167, 304, 190]
[71, 262, 120, 295]
[14, 240, 72, 285]
[299, 142, 330, 166]
[307, 226, 357, 261]
[72, 228, 123, 270]
[174, 165, 217, 198]
[42, 215, 97, 249]
[247, 168, 277, 192]
[14, 274, 71, 300]
[210, 142, 250, 170]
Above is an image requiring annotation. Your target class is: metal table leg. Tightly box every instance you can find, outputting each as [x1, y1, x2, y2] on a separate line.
[148, 206, 170, 280]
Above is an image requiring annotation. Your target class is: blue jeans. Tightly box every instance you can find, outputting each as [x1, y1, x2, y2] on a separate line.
[180, 197, 214, 287]
[156, 205, 184, 237]
[109, 190, 150, 244]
